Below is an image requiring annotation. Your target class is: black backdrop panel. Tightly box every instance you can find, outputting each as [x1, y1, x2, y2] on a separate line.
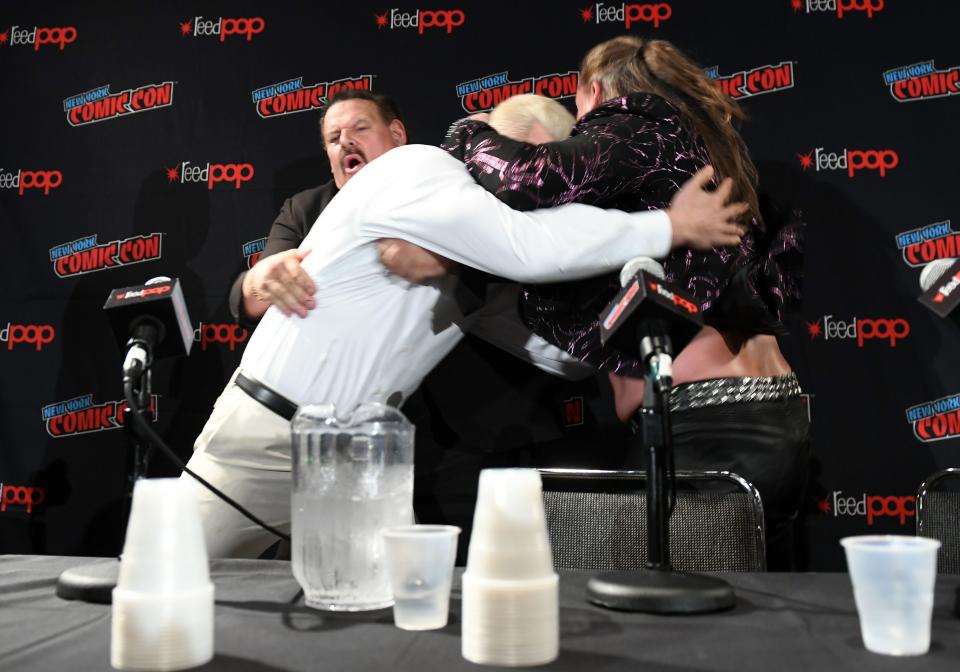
[1, 0, 958, 568]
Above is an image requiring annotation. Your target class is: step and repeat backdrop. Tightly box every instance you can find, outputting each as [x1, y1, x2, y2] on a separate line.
[1, 0, 957, 568]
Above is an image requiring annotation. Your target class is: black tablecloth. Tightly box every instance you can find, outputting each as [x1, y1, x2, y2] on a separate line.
[1, 555, 958, 671]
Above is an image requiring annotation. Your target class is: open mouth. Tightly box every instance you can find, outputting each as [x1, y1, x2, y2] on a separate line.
[342, 153, 366, 175]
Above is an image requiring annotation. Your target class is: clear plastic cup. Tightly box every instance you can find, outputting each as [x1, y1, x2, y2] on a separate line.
[841, 535, 941, 656]
[381, 525, 460, 630]
[112, 478, 214, 671]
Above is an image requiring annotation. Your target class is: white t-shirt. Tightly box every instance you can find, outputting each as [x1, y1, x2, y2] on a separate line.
[240, 144, 670, 411]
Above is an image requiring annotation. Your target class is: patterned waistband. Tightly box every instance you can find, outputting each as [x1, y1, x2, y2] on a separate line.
[668, 373, 802, 413]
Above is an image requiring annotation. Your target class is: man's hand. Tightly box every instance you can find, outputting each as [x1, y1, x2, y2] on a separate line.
[667, 166, 749, 250]
[378, 239, 456, 283]
[242, 248, 316, 319]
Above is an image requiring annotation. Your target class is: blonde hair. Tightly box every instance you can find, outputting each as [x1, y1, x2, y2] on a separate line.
[489, 94, 575, 142]
[581, 35, 761, 224]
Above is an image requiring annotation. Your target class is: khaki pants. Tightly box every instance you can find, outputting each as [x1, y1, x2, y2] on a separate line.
[180, 370, 293, 558]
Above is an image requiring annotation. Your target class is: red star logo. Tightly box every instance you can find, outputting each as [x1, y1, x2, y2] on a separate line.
[165, 165, 180, 183]
[374, 12, 388, 29]
[816, 497, 830, 513]
[0, 31, 8, 45]
[798, 151, 813, 170]
[791, 0, 804, 11]
[179, 20, 193, 36]
[579, 7, 594, 22]
[934, 293, 945, 303]
[806, 320, 822, 339]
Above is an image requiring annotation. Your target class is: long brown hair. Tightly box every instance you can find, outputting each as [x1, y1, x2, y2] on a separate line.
[580, 35, 761, 225]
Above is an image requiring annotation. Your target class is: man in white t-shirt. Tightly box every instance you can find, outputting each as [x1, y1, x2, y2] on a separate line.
[183, 94, 747, 558]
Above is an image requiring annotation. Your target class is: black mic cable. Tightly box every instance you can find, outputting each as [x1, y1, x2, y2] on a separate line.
[122, 374, 291, 544]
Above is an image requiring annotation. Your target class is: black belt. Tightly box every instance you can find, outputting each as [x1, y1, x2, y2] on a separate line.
[235, 372, 298, 421]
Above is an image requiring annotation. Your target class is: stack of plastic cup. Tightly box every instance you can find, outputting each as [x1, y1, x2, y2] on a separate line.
[461, 469, 558, 667]
[111, 478, 214, 671]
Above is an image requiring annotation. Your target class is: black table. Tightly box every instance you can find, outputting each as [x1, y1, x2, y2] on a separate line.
[1, 555, 958, 671]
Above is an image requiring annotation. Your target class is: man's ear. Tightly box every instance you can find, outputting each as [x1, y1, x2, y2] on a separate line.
[390, 119, 408, 146]
[589, 81, 605, 109]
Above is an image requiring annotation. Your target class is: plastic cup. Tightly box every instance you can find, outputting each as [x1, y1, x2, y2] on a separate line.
[841, 535, 940, 656]
[381, 525, 460, 630]
[112, 478, 214, 671]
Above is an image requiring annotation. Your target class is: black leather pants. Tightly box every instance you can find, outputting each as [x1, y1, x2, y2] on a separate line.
[669, 397, 811, 571]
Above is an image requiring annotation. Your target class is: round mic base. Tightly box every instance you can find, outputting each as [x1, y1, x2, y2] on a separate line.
[586, 569, 736, 614]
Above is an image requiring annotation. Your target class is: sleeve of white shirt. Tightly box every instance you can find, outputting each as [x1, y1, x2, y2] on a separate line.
[356, 146, 671, 283]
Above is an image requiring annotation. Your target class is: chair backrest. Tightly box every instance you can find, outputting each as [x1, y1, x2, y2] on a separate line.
[539, 468, 766, 572]
[916, 467, 960, 574]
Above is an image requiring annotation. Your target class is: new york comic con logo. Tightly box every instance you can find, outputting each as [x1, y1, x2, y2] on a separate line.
[63, 82, 174, 127]
[374, 8, 465, 33]
[797, 147, 898, 177]
[165, 161, 255, 189]
[705, 62, 795, 100]
[42, 394, 158, 438]
[252, 75, 373, 119]
[179, 16, 265, 41]
[883, 61, 960, 103]
[0, 24, 77, 50]
[49, 233, 162, 278]
[805, 315, 909, 347]
[895, 220, 958, 267]
[791, 0, 883, 18]
[578, 3, 672, 29]
[456, 71, 579, 113]
[243, 238, 266, 269]
[906, 392, 960, 442]
[0, 167, 62, 195]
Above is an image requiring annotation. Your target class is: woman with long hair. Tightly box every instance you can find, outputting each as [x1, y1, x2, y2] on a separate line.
[440, 36, 808, 569]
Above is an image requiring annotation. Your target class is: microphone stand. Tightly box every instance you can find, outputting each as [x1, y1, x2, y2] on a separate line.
[55, 330, 158, 604]
[585, 317, 736, 614]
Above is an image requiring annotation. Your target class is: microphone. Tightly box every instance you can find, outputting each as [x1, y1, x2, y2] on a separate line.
[918, 258, 960, 318]
[600, 258, 703, 391]
[103, 277, 193, 378]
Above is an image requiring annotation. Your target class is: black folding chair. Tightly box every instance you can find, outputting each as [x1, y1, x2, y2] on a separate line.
[539, 468, 766, 572]
[916, 467, 960, 574]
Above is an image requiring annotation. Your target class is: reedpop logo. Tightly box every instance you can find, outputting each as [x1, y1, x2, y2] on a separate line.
[0, 484, 45, 514]
[817, 491, 914, 525]
[578, 3, 672, 29]
[797, 147, 899, 177]
[0, 168, 62, 195]
[374, 8, 465, 33]
[194, 323, 249, 351]
[0, 323, 55, 351]
[166, 162, 254, 189]
[0, 25, 77, 50]
[805, 315, 910, 347]
[791, 0, 883, 18]
[179, 16, 265, 41]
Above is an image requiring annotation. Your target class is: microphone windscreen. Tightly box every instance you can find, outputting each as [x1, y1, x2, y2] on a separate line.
[920, 258, 957, 292]
[620, 256, 665, 287]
